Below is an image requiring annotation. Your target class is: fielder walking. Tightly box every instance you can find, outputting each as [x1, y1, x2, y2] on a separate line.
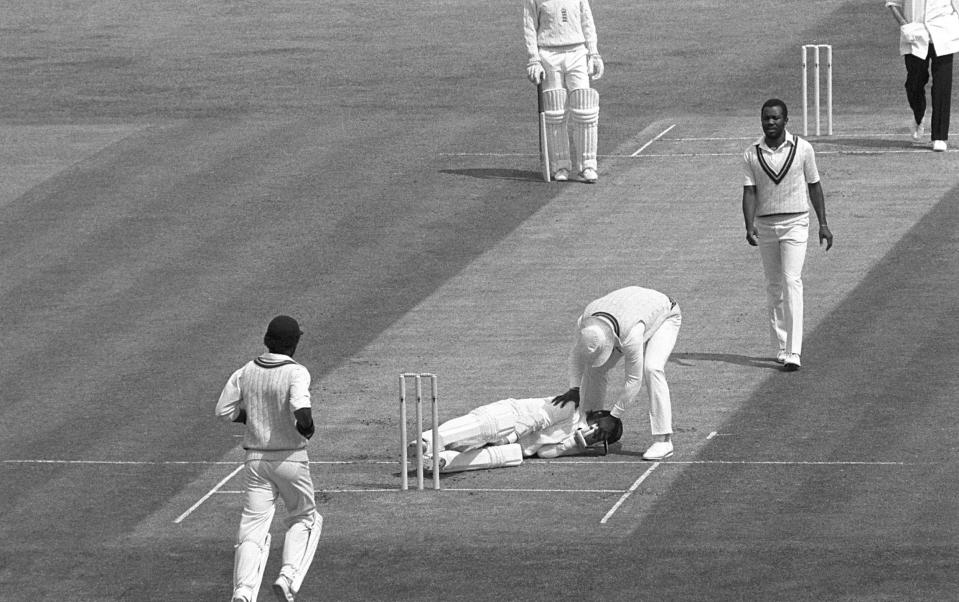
[216, 315, 322, 602]
[552, 286, 682, 461]
[742, 99, 833, 371]
[524, 0, 604, 182]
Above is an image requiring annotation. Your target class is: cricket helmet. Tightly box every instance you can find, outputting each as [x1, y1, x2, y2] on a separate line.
[586, 410, 623, 445]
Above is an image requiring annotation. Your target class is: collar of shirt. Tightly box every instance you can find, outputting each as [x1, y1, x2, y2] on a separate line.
[257, 352, 296, 364]
[755, 130, 795, 153]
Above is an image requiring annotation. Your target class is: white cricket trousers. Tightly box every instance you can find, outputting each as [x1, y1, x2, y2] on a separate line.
[756, 212, 809, 355]
[539, 45, 590, 91]
[580, 304, 682, 436]
[234, 458, 317, 592]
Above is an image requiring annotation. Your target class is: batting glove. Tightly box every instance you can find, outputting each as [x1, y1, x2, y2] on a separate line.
[588, 54, 604, 80]
[527, 59, 545, 84]
[550, 387, 580, 408]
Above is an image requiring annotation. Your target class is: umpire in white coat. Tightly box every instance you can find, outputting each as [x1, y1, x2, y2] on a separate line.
[552, 286, 682, 461]
[887, 0, 959, 150]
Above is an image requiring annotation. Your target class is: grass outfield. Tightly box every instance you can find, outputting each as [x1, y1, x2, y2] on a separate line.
[1, 0, 958, 600]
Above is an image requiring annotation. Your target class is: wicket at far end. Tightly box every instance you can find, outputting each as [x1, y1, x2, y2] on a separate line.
[802, 43, 833, 137]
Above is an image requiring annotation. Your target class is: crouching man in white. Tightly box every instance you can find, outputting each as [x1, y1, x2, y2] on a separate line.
[552, 286, 682, 461]
[216, 316, 322, 602]
[412, 396, 623, 473]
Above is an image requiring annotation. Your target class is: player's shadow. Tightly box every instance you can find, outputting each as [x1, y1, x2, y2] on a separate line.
[817, 137, 922, 151]
[670, 352, 780, 369]
[440, 168, 544, 182]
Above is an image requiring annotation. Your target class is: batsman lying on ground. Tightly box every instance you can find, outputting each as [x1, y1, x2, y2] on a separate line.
[409, 396, 623, 473]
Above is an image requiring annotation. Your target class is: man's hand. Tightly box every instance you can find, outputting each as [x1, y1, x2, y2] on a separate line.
[587, 54, 604, 80]
[527, 60, 545, 84]
[746, 227, 759, 246]
[550, 387, 580, 408]
[819, 224, 833, 250]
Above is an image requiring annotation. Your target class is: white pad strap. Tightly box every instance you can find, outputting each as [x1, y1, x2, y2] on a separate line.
[288, 512, 323, 592]
[568, 88, 599, 170]
[438, 443, 524, 473]
[541, 87, 570, 167]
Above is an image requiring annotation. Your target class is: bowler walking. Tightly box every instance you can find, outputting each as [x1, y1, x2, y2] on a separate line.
[742, 99, 833, 371]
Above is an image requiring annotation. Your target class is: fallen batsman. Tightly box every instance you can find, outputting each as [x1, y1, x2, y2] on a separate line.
[409, 395, 623, 473]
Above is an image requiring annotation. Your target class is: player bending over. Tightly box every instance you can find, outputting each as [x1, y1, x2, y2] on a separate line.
[411, 396, 623, 473]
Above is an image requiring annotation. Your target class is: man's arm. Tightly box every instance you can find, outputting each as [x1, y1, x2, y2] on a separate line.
[294, 407, 315, 439]
[215, 369, 246, 423]
[742, 185, 759, 246]
[610, 329, 645, 418]
[887, 3, 907, 26]
[807, 181, 833, 250]
[289, 366, 314, 438]
[551, 343, 584, 407]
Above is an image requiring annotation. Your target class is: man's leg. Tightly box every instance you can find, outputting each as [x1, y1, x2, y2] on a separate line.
[930, 49, 954, 141]
[274, 461, 320, 600]
[757, 219, 787, 353]
[233, 461, 277, 601]
[437, 443, 524, 473]
[644, 307, 682, 436]
[779, 214, 809, 356]
[540, 62, 572, 176]
[420, 400, 519, 454]
[568, 88, 599, 180]
[904, 53, 931, 129]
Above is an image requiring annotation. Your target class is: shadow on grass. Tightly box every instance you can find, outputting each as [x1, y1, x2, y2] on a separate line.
[440, 168, 547, 182]
[671, 351, 781, 369]
[818, 136, 927, 151]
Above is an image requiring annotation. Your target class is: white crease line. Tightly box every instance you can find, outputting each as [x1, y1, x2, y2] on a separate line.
[174, 464, 243, 524]
[440, 148, 949, 159]
[216, 487, 626, 494]
[631, 124, 677, 156]
[3, 458, 914, 467]
[600, 462, 661, 524]
[1, 459, 398, 465]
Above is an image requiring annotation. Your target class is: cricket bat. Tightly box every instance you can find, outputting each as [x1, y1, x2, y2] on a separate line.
[537, 82, 550, 183]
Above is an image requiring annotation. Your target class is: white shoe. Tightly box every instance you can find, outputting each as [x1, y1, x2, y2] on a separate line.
[776, 350, 788, 364]
[579, 167, 598, 183]
[642, 440, 674, 461]
[933, 140, 947, 152]
[913, 118, 925, 140]
[272, 575, 295, 602]
[783, 353, 801, 371]
[553, 168, 570, 181]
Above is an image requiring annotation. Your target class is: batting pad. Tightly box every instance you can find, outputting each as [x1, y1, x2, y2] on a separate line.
[541, 87, 571, 168]
[235, 533, 271, 602]
[287, 511, 322, 592]
[569, 88, 599, 170]
[438, 443, 524, 473]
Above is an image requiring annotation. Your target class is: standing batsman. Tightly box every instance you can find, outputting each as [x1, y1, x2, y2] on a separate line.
[216, 315, 322, 602]
[524, 0, 604, 182]
[552, 286, 682, 461]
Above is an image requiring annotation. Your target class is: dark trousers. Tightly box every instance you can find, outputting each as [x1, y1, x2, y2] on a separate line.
[905, 43, 954, 141]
